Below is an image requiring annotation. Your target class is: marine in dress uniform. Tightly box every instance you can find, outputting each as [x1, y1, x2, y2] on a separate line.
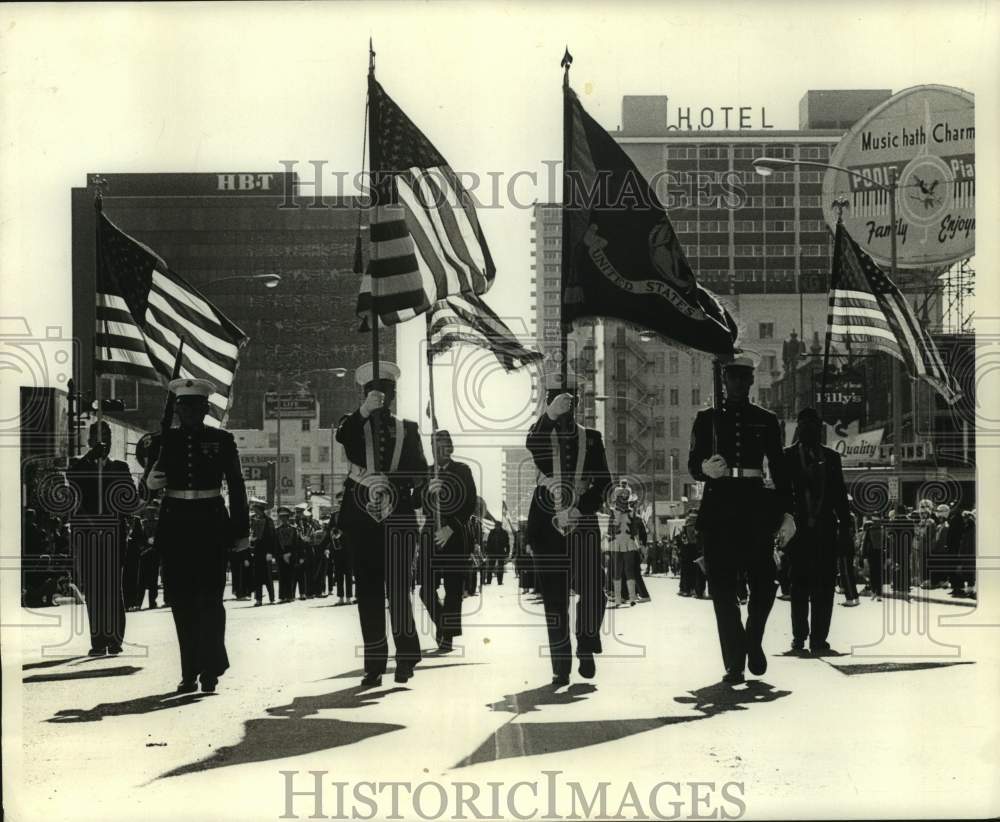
[526, 372, 613, 686]
[65, 420, 137, 655]
[249, 498, 277, 605]
[416, 429, 478, 652]
[335, 361, 427, 686]
[687, 355, 796, 684]
[143, 378, 249, 693]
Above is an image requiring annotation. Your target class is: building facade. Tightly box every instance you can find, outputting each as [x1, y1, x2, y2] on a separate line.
[71, 172, 389, 436]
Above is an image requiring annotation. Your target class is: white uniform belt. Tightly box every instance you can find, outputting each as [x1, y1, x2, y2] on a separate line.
[727, 468, 762, 478]
[165, 488, 222, 500]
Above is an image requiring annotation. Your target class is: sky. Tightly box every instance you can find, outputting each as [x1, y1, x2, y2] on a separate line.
[1, 0, 998, 514]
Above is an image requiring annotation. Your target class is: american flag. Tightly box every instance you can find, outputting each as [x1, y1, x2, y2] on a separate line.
[827, 221, 961, 404]
[426, 294, 543, 372]
[357, 79, 495, 326]
[95, 211, 249, 425]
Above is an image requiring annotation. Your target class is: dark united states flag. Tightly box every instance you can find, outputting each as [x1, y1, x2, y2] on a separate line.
[357, 78, 496, 327]
[827, 221, 961, 404]
[95, 211, 249, 425]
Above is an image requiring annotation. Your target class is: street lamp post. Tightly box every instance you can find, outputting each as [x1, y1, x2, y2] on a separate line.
[753, 156, 904, 507]
[595, 394, 658, 542]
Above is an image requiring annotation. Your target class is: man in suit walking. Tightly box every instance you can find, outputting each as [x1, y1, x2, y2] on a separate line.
[783, 407, 853, 655]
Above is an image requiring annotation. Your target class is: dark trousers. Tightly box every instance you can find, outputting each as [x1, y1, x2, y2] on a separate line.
[534, 527, 605, 677]
[838, 554, 858, 601]
[72, 526, 126, 651]
[345, 519, 421, 676]
[254, 561, 274, 603]
[465, 561, 479, 595]
[278, 562, 297, 600]
[333, 550, 353, 599]
[484, 557, 506, 584]
[680, 554, 707, 596]
[789, 536, 837, 647]
[419, 553, 466, 639]
[703, 519, 777, 676]
[865, 549, 884, 593]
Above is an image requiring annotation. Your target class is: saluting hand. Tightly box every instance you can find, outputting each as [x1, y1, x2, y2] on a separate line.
[360, 390, 385, 418]
[546, 393, 574, 420]
[701, 455, 729, 480]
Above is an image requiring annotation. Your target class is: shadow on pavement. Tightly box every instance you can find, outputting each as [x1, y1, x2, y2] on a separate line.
[25, 666, 142, 684]
[326, 661, 483, 680]
[487, 682, 597, 715]
[454, 680, 791, 769]
[47, 690, 207, 723]
[160, 683, 406, 779]
[826, 660, 975, 676]
[22, 655, 89, 671]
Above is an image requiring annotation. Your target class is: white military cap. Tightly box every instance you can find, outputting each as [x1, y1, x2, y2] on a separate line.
[355, 360, 402, 386]
[168, 377, 217, 397]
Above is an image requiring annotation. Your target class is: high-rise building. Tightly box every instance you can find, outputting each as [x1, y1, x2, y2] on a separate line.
[71, 172, 387, 436]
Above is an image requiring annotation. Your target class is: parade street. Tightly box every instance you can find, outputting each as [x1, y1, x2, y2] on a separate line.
[11, 573, 998, 821]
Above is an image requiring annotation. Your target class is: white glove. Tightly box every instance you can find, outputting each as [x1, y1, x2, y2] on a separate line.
[145, 467, 168, 490]
[546, 393, 574, 420]
[775, 514, 797, 549]
[701, 455, 728, 480]
[426, 477, 445, 496]
[434, 525, 454, 547]
[360, 390, 384, 418]
[232, 537, 250, 553]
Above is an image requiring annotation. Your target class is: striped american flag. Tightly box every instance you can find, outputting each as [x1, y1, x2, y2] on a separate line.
[357, 79, 495, 326]
[426, 294, 543, 372]
[827, 221, 961, 404]
[95, 211, 249, 425]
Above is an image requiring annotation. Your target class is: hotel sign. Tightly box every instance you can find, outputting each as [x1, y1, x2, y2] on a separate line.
[822, 85, 975, 268]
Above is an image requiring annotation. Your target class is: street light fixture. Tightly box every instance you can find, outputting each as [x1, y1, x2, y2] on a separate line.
[753, 155, 906, 505]
[204, 273, 283, 289]
[594, 393, 663, 542]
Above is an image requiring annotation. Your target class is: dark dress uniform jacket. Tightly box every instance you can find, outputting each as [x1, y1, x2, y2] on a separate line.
[335, 411, 427, 530]
[525, 415, 612, 552]
[417, 459, 478, 556]
[688, 400, 791, 556]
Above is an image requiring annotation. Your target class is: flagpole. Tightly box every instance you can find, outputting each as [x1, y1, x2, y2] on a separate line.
[425, 313, 442, 536]
[888, 167, 903, 491]
[94, 189, 105, 516]
[367, 40, 381, 387]
[560, 47, 572, 389]
[821, 201, 848, 427]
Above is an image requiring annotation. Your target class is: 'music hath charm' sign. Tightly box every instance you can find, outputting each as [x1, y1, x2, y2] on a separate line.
[822, 85, 974, 268]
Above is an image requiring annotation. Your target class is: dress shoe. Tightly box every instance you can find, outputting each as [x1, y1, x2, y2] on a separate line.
[107, 645, 123, 656]
[577, 655, 596, 679]
[438, 637, 454, 653]
[254, 600, 262, 607]
[722, 670, 745, 685]
[360, 673, 383, 687]
[87, 647, 106, 657]
[791, 640, 806, 653]
[747, 645, 767, 676]
[810, 641, 832, 656]
[394, 665, 414, 684]
[200, 677, 217, 693]
[551, 673, 570, 687]
[176, 679, 198, 694]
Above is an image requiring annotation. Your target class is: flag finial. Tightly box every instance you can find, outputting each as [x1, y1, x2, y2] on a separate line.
[91, 174, 109, 212]
[561, 47, 573, 70]
[368, 37, 375, 74]
[831, 197, 849, 223]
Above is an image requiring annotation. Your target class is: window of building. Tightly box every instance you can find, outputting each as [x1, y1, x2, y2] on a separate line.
[654, 417, 665, 438]
[617, 419, 628, 441]
[268, 433, 278, 448]
[691, 387, 701, 406]
[544, 277, 560, 287]
[301, 419, 311, 432]
[616, 325, 626, 344]
[666, 146, 697, 160]
[301, 446, 311, 463]
[763, 354, 778, 373]
[616, 396, 628, 413]
[757, 387, 772, 407]
[670, 448, 680, 468]
[669, 388, 679, 406]
[616, 451, 628, 473]
[669, 417, 680, 438]
[692, 356, 702, 376]
[669, 352, 679, 375]
[616, 354, 627, 378]
[654, 353, 664, 374]
[544, 306, 559, 317]
[759, 322, 774, 339]
[654, 450, 666, 471]
[319, 445, 330, 463]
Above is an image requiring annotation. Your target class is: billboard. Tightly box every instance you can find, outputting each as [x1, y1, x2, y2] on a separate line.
[241, 452, 296, 503]
[821, 85, 974, 268]
[824, 422, 887, 467]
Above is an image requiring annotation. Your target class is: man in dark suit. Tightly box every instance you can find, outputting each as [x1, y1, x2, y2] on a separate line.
[688, 355, 796, 684]
[783, 407, 853, 654]
[249, 498, 277, 606]
[66, 420, 138, 655]
[416, 429, 477, 652]
[526, 371, 613, 686]
[484, 522, 511, 585]
[143, 378, 249, 693]
[336, 360, 427, 686]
